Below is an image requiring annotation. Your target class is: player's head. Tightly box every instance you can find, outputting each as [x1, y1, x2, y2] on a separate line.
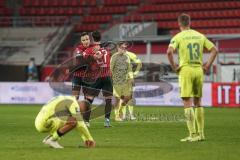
[178, 13, 191, 30]
[91, 31, 101, 44]
[80, 32, 90, 48]
[117, 41, 128, 54]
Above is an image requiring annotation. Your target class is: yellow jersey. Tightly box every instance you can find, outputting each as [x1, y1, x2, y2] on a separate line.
[126, 51, 142, 76]
[169, 29, 214, 67]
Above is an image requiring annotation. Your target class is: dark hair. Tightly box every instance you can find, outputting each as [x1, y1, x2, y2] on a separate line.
[80, 32, 89, 38]
[178, 13, 191, 27]
[91, 30, 101, 42]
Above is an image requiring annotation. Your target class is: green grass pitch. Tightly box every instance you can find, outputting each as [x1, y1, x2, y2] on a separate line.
[0, 105, 240, 160]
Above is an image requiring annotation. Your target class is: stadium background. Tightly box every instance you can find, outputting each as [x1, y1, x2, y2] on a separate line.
[0, 0, 240, 160]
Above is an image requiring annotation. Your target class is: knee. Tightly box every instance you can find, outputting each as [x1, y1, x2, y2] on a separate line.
[182, 97, 192, 107]
[193, 99, 201, 107]
[123, 96, 131, 104]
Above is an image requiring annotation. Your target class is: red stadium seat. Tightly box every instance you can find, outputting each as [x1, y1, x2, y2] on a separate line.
[70, 0, 79, 7]
[50, 0, 59, 7]
[75, 24, 100, 32]
[23, 0, 31, 7]
[59, 0, 69, 7]
[0, 17, 12, 27]
[41, 0, 49, 7]
[32, 0, 40, 7]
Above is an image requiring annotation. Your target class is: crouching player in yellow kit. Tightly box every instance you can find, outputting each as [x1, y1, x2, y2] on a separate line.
[35, 95, 95, 148]
[167, 13, 218, 142]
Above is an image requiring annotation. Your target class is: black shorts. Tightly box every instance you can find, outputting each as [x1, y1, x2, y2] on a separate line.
[82, 76, 113, 97]
[72, 76, 82, 91]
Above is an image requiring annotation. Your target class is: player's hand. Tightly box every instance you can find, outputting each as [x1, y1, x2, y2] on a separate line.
[173, 66, 180, 74]
[93, 46, 100, 53]
[93, 52, 103, 60]
[202, 63, 210, 74]
[128, 78, 134, 85]
[85, 140, 96, 148]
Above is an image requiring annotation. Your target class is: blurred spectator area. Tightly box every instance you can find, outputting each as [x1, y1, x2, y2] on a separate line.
[0, 27, 63, 65]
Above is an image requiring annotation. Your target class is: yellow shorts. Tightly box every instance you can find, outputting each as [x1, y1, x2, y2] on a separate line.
[178, 66, 204, 98]
[35, 110, 66, 134]
[113, 83, 132, 98]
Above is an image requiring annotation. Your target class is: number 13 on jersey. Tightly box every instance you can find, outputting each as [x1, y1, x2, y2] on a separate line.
[187, 43, 201, 62]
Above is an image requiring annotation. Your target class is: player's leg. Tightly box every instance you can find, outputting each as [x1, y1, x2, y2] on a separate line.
[126, 82, 136, 120]
[72, 76, 81, 100]
[120, 99, 127, 120]
[121, 95, 132, 120]
[113, 84, 124, 121]
[104, 96, 113, 127]
[101, 77, 113, 127]
[114, 97, 122, 121]
[118, 83, 132, 120]
[181, 98, 197, 142]
[53, 116, 77, 138]
[35, 105, 62, 148]
[82, 81, 98, 127]
[126, 96, 136, 120]
[43, 117, 77, 148]
[179, 67, 197, 142]
[193, 97, 205, 140]
[193, 67, 205, 140]
[35, 107, 49, 133]
[83, 94, 94, 127]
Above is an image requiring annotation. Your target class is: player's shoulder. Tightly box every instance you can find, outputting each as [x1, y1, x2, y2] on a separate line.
[190, 29, 205, 37]
[171, 31, 182, 40]
[112, 52, 119, 57]
[126, 51, 137, 58]
[75, 44, 84, 50]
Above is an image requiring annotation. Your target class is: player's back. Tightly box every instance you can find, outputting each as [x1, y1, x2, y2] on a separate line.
[38, 96, 77, 120]
[84, 44, 111, 77]
[172, 29, 207, 67]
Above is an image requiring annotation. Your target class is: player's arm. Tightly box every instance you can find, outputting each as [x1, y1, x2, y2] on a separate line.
[72, 47, 82, 64]
[203, 38, 218, 73]
[127, 57, 134, 84]
[167, 37, 179, 73]
[128, 52, 142, 77]
[82, 49, 96, 64]
[69, 100, 95, 147]
[110, 54, 117, 74]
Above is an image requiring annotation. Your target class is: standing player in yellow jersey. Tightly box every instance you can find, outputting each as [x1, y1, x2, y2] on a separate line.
[111, 42, 142, 121]
[110, 42, 134, 121]
[167, 13, 218, 142]
[35, 95, 95, 148]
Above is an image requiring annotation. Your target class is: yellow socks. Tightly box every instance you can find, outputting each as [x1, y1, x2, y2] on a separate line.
[52, 131, 60, 140]
[128, 105, 133, 116]
[195, 107, 205, 139]
[184, 107, 196, 137]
